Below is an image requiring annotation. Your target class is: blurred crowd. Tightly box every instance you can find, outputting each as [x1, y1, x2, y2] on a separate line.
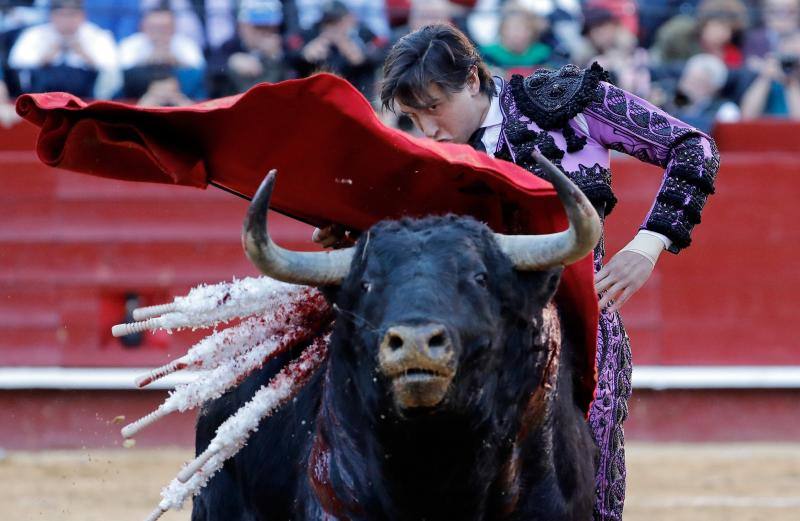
[1, 0, 800, 132]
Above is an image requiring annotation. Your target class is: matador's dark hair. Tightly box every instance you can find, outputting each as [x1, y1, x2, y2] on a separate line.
[380, 23, 495, 113]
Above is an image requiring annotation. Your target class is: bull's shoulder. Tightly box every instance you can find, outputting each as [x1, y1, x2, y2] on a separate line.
[507, 62, 609, 131]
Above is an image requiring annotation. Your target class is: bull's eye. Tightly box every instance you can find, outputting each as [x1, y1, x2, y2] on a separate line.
[474, 272, 488, 287]
[361, 280, 372, 293]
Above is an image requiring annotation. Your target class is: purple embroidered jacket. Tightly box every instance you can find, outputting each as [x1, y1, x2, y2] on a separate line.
[494, 63, 720, 253]
[489, 63, 720, 520]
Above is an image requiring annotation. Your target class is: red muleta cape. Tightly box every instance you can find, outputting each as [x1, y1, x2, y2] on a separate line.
[15, 73, 599, 413]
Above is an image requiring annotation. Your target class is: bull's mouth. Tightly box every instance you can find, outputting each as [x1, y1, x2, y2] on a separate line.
[393, 367, 448, 382]
[386, 366, 454, 410]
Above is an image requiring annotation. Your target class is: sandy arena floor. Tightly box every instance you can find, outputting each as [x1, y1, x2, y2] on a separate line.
[1, 443, 798, 520]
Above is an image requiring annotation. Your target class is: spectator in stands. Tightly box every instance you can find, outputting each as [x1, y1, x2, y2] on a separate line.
[479, 0, 553, 78]
[0, 1, 47, 35]
[136, 69, 193, 106]
[666, 53, 741, 131]
[203, 0, 240, 51]
[577, 6, 652, 99]
[696, 0, 748, 69]
[651, 0, 748, 67]
[119, 3, 206, 101]
[0, 71, 20, 127]
[584, 0, 639, 36]
[545, 0, 586, 61]
[467, 0, 580, 53]
[650, 13, 697, 65]
[638, 0, 691, 48]
[208, 0, 292, 97]
[140, 0, 207, 49]
[744, 0, 800, 59]
[291, 1, 389, 98]
[649, 0, 750, 106]
[740, 30, 800, 118]
[294, 0, 390, 39]
[404, 0, 454, 34]
[28, 0, 140, 41]
[0, 3, 46, 100]
[8, 0, 120, 99]
[390, 0, 474, 46]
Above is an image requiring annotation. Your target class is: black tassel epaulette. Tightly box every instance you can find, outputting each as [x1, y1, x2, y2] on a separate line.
[508, 62, 610, 132]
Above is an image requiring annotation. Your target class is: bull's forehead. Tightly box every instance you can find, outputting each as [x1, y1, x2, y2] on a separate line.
[365, 227, 489, 270]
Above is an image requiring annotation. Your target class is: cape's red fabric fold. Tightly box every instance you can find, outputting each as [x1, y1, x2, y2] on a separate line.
[16, 73, 599, 412]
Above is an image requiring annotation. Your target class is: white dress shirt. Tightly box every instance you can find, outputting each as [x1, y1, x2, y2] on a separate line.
[479, 77, 505, 157]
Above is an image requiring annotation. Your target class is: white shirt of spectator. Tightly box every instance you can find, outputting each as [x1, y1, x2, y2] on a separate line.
[8, 21, 121, 99]
[9, 21, 118, 70]
[119, 32, 206, 69]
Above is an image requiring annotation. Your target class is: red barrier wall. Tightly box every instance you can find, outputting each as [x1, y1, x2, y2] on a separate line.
[1, 120, 797, 445]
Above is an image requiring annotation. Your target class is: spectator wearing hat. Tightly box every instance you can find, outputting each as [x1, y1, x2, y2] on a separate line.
[479, 0, 553, 79]
[578, 5, 653, 100]
[118, 3, 206, 103]
[8, 0, 120, 99]
[207, 0, 293, 97]
[291, 0, 389, 99]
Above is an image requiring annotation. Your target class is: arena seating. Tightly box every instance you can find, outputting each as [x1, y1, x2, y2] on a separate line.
[0, 120, 797, 447]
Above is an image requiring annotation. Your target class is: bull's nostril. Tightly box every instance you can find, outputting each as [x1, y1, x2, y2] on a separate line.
[429, 333, 446, 348]
[388, 335, 404, 350]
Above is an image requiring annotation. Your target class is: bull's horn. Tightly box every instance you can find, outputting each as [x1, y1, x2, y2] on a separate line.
[242, 170, 355, 286]
[495, 151, 602, 270]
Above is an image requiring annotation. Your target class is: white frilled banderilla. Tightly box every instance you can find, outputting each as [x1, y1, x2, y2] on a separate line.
[112, 276, 333, 521]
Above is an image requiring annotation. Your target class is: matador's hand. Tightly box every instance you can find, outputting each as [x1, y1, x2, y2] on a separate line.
[594, 250, 655, 313]
[311, 224, 357, 249]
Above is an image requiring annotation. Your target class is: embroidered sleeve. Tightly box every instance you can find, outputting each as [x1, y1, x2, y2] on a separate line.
[582, 82, 720, 253]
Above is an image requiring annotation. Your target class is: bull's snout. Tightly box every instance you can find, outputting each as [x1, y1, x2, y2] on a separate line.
[378, 324, 456, 410]
[382, 324, 451, 358]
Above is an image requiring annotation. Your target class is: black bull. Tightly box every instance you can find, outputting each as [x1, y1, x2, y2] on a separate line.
[193, 155, 601, 520]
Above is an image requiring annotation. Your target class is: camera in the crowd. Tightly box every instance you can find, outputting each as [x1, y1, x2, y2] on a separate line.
[779, 54, 800, 75]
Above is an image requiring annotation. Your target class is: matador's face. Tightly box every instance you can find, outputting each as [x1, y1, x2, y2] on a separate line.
[395, 71, 489, 146]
